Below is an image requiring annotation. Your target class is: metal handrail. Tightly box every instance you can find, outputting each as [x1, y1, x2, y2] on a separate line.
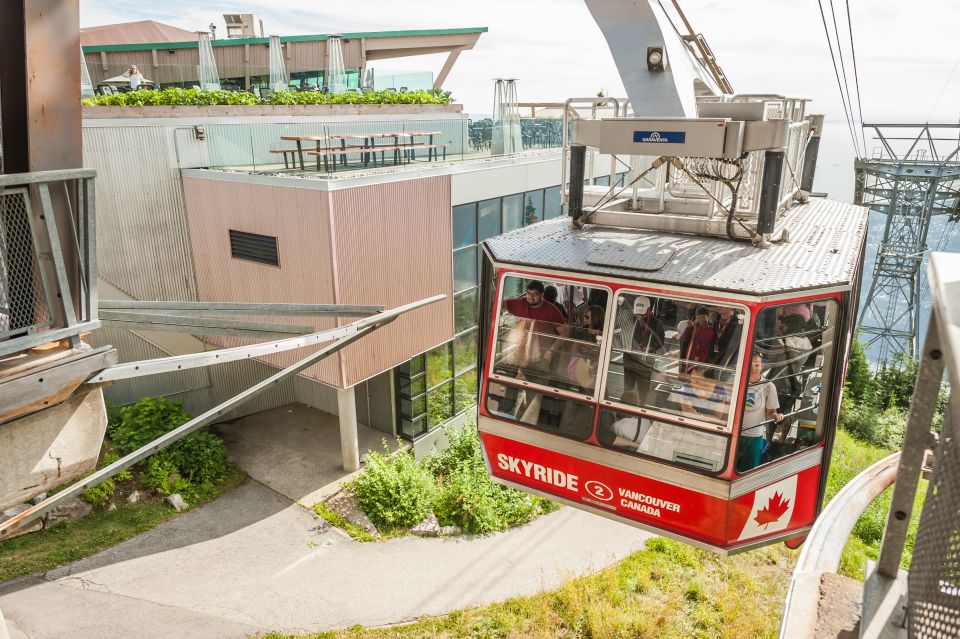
[779, 453, 900, 638]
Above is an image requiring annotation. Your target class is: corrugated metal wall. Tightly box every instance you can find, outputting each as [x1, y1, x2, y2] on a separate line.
[179, 172, 453, 389]
[331, 176, 454, 386]
[180, 176, 343, 387]
[85, 326, 212, 412]
[83, 124, 199, 301]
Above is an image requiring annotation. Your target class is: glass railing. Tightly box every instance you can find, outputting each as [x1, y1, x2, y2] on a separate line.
[202, 118, 471, 173]
[372, 71, 434, 92]
[199, 115, 567, 175]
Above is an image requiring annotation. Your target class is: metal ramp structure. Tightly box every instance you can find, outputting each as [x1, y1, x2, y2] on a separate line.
[781, 252, 960, 639]
[854, 124, 960, 368]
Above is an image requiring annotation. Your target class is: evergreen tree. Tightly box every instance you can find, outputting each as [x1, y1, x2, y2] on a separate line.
[844, 337, 873, 404]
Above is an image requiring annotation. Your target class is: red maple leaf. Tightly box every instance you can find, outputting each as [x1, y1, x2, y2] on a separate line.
[753, 491, 791, 527]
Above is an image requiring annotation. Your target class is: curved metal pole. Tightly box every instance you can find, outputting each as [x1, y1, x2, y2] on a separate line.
[778, 452, 900, 639]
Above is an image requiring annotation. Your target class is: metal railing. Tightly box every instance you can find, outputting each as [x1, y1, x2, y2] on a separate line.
[0, 169, 99, 357]
[780, 251, 960, 639]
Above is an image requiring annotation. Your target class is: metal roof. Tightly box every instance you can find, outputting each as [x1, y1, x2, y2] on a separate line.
[81, 27, 489, 53]
[484, 198, 869, 296]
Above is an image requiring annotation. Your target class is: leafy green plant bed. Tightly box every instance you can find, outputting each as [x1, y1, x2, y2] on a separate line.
[0, 397, 243, 583]
[326, 422, 558, 540]
[82, 88, 453, 107]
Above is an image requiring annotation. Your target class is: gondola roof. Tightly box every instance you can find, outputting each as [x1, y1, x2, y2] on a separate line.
[483, 197, 868, 296]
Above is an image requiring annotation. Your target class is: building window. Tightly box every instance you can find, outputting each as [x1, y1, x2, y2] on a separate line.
[395, 183, 566, 440]
[523, 190, 544, 224]
[228, 229, 279, 266]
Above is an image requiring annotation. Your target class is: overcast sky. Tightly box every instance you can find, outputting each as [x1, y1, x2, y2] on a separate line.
[80, 0, 960, 200]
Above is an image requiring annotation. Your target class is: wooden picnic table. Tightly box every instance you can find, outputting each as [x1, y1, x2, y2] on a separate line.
[275, 130, 448, 173]
[279, 135, 334, 171]
[382, 131, 445, 161]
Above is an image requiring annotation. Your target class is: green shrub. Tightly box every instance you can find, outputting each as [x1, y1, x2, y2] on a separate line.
[107, 397, 191, 453]
[108, 397, 228, 499]
[347, 447, 435, 531]
[423, 423, 483, 479]
[434, 460, 505, 533]
[80, 478, 115, 508]
[82, 87, 453, 107]
[142, 456, 190, 497]
[162, 431, 227, 484]
[427, 423, 552, 534]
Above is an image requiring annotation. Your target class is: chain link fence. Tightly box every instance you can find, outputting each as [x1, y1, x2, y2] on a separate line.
[0, 188, 51, 338]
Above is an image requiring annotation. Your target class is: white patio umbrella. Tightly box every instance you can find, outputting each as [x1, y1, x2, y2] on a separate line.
[101, 74, 155, 86]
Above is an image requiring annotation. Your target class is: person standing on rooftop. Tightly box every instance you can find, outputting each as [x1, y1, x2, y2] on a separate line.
[126, 65, 144, 90]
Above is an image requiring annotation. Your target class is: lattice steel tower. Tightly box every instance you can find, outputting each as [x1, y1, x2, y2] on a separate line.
[855, 124, 960, 366]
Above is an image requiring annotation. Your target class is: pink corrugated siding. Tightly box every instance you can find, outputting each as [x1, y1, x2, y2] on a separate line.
[331, 177, 454, 386]
[181, 177, 341, 386]
[181, 174, 453, 388]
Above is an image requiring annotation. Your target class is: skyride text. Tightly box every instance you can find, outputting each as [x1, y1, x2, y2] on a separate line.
[496, 453, 682, 518]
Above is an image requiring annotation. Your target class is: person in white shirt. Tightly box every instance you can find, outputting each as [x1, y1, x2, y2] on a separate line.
[736, 353, 783, 472]
[126, 65, 145, 90]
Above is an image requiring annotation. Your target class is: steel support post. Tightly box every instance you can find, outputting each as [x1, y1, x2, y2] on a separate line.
[757, 150, 784, 234]
[876, 313, 943, 577]
[568, 144, 586, 222]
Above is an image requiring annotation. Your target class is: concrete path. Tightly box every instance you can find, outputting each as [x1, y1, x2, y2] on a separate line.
[0, 480, 652, 639]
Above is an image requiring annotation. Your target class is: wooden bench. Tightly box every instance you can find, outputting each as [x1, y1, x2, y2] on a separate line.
[407, 143, 450, 162]
[308, 144, 414, 171]
[269, 148, 304, 170]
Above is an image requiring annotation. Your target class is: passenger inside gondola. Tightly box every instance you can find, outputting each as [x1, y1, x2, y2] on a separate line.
[605, 291, 742, 428]
[744, 299, 837, 471]
[494, 276, 607, 397]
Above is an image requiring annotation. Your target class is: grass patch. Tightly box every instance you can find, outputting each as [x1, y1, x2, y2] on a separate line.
[258, 538, 798, 639]
[0, 466, 245, 583]
[312, 503, 378, 543]
[826, 430, 925, 579]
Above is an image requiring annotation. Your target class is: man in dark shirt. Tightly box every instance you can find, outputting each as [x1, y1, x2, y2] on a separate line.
[502, 280, 566, 375]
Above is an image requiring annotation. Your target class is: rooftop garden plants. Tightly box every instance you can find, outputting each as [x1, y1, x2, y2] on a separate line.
[82, 87, 454, 107]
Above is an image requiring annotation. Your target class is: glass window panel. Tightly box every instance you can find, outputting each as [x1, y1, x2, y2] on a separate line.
[478, 198, 502, 241]
[396, 355, 425, 379]
[428, 382, 454, 427]
[454, 288, 479, 333]
[401, 395, 427, 419]
[736, 299, 838, 473]
[453, 246, 478, 292]
[544, 186, 562, 219]
[493, 275, 609, 396]
[452, 203, 477, 249]
[597, 407, 728, 473]
[523, 190, 543, 225]
[595, 175, 610, 186]
[603, 291, 745, 429]
[454, 329, 479, 373]
[398, 374, 426, 398]
[426, 342, 453, 388]
[400, 415, 428, 440]
[455, 369, 478, 413]
[502, 194, 524, 232]
[486, 381, 595, 440]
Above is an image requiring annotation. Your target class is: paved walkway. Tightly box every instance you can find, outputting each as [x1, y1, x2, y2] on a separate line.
[0, 479, 652, 638]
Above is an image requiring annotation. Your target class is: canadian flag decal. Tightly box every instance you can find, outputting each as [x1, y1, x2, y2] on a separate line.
[737, 475, 798, 541]
[754, 491, 791, 527]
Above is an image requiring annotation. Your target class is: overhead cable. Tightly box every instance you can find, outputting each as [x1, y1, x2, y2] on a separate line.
[816, 0, 863, 158]
[844, 0, 868, 154]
